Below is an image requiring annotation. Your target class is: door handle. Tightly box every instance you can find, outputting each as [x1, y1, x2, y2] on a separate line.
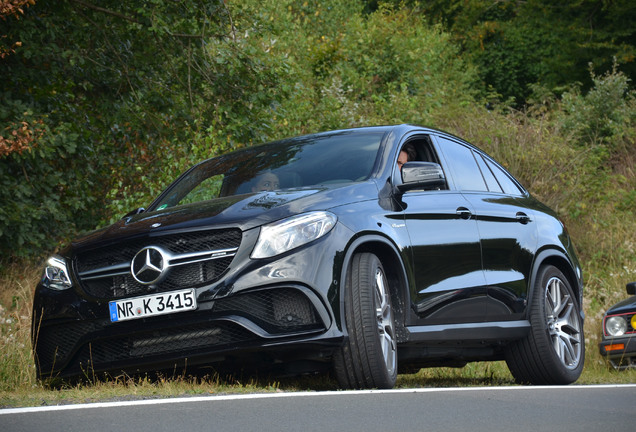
[456, 207, 472, 220]
[516, 212, 531, 224]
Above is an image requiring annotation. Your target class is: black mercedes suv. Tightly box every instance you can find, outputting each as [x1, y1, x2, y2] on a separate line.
[32, 124, 585, 388]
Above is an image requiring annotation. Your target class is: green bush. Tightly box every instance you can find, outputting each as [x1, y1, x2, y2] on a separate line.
[0, 109, 98, 258]
[560, 62, 636, 146]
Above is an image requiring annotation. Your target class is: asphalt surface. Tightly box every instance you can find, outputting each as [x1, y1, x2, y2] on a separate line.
[2, 385, 635, 432]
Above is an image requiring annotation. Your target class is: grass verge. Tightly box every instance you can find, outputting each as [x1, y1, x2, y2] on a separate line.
[1, 261, 635, 409]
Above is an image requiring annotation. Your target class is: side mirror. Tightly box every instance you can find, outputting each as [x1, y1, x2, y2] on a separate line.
[397, 162, 446, 193]
[627, 282, 636, 296]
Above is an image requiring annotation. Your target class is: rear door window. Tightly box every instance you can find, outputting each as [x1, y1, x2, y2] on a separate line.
[484, 159, 524, 195]
[475, 154, 503, 193]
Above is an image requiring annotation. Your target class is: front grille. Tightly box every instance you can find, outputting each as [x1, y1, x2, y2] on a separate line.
[74, 229, 241, 299]
[213, 288, 323, 334]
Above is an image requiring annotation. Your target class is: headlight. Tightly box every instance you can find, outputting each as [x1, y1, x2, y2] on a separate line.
[43, 256, 73, 290]
[605, 316, 627, 336]
[251, 211, 337, 259]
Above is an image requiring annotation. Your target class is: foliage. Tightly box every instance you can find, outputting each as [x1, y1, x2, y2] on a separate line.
[2, 0, 634, 269]
[413, 0, 636, 105]
[0, 0, 32, 59]
[1, 0, 293, 254]
[244, 1, 478, 134]
[559, 62, 636, 146]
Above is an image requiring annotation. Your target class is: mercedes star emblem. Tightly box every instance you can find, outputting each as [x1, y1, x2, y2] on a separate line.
[131, 246, 167, 285]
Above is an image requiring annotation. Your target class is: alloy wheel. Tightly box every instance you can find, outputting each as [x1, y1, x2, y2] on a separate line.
[375, 267, 396, 375]
[545, 276, 582, 369]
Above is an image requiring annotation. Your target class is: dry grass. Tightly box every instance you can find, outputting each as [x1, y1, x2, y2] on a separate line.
[0, 261, 38, 392]
[1, 256, 635, 409]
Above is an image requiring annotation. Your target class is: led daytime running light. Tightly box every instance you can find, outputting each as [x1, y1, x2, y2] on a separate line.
[252, 211, 337, 259]
[44, 256, 73, 290]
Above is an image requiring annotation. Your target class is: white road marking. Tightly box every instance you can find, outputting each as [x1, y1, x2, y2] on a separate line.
[2, 384, 635, 415]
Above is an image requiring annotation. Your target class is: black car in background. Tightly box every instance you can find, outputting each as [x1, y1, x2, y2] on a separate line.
[32, 124, 585, 388]
[599, 282, 636, 369]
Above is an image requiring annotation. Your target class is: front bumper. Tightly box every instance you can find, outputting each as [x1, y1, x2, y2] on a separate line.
[33, 284, 343, 379]
[599, 336, 636, 369]
[32, 224, 353, 380]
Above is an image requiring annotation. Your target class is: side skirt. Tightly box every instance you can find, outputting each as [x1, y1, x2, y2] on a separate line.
[405, 320, 530, 343]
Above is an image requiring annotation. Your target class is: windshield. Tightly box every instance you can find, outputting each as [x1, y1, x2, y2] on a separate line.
[151, 130, 384, 210]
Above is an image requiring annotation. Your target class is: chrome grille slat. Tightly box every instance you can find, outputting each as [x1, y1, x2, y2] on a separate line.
[168, 247, 238, 266]
[78, 263, 130, 280]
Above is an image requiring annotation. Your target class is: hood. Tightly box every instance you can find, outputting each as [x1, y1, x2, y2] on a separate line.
[605, 296, 636, 316]
[72, 182, 378, 250]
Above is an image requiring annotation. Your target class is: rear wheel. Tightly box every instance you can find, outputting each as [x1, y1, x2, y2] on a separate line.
[505, 265, 585, 384]
[334, 252, 397, 389]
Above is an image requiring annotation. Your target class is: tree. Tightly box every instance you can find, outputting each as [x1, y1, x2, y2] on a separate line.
[416, 0, 636, 105]
[0, 0, 290, 258]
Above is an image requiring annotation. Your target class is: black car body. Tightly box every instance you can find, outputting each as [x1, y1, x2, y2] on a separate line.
[32, 124, 585, 388]
[599, 282, 636, 369]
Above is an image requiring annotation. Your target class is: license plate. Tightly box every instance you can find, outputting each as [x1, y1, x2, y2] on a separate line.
[109, 289, 197, 322]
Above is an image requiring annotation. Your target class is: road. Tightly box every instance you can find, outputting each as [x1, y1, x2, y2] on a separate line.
[2, 385, 635, 432]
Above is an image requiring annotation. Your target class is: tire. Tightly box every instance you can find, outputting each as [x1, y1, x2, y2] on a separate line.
[505, 265, 585, 384]
[333, 252, 398, 389]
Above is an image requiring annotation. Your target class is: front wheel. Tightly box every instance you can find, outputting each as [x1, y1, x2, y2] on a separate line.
[333, 252, 397, 389]
[505, 265, 585, 384]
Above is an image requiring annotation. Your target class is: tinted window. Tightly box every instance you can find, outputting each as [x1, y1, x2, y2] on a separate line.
[152, 131, 384, 209]
[485, 159, 524, 195]
[475, 154, 503, 193]
[438, 138, 488, 192]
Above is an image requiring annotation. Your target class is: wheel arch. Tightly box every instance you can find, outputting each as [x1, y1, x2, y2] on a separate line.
[529, 249, 584, 317]
[339, 234, 410, 342]
[505, 248, 586, 384]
